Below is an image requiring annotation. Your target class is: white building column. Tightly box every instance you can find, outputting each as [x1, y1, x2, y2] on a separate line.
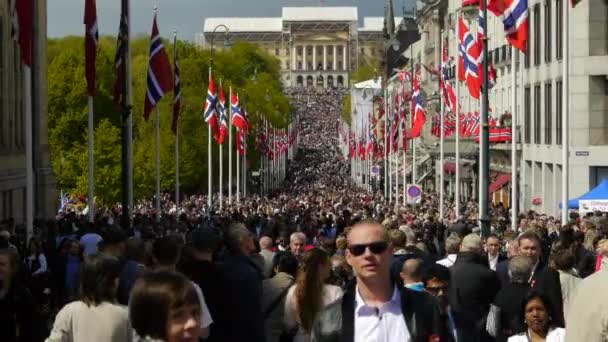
[323, 45, 327, 71]
[333, 45, 337, 70]
[303, 45, 307, 71]
[312, 45, 317, 70]
[292, 45, 296, 70]
[342, 44, 347, 70]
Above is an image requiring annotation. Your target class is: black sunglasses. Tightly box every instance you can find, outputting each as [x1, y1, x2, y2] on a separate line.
[348, 241, 389, 256]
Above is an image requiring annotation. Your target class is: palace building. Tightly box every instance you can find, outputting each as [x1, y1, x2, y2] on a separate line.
[200, 7, 395, 88]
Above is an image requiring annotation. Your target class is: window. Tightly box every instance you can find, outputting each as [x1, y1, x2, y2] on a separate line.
[297, 46, 303, 56]
[525, 86, 531, 143]
[275, 48, 280, 56]
[533, 4, 541, 66]
[545, 82, 552, 144]
[297, 61, 302, 70]
[534, 84, 541, 144]
[556, 80, 563, 144]
[556, 0, 563, 60]
[360, 47, 365, 55]
[544, 0, 552, 63]
[525, 29, 531, 68]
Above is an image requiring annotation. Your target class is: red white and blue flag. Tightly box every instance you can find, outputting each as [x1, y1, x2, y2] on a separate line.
[467, 111, 481, 137]
[441, 39, 457, 114]
[230, 90, 248, 131]
[411, 72, 426, 138]
[143, 13, 173, 121]
[113, 6, 128, 106]
[203, 71, 219, 139]
[458, 17, 481, 99]
[172, 37, 181, 134]
[84, 0, 98, 96]
[477, 3, 498, 92]
[488, 0, 529, 53]
[217, 83, 227, 144]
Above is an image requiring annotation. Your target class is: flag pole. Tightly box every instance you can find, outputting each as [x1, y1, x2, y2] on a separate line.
[388, 90, 393, 202]
[480, 0, 491, 237]
[455, 17, 461, 218]
[228, 87, 233, 205]
[439, 33, 445, 224]
[243, 132, 247, 198]
[511, 46, 518, 231]
[155, 105, 161, 222]
[87, 96, 95, 222]
[561, 0, 570, 224]
[236, 129, 240, 203]
[207, 67, 212, 208]
[402, 99, 406, 205]
[219, 81, 223, 212]
[384, 87, 388, 199]
[173, 30, 180, 211]
[24, 65, 34, 240]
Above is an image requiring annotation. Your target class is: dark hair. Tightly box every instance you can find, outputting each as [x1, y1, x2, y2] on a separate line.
[152, 236, 181, 266]
[422, 263, 451, 286]
[518, 231, 541, 246]
[551, 247, 576, 271]
[99, 226, 127, 248]
[80, 254, 121, 306]
[190, 228, 220, 253]
[275, 251, 299, 277]
[296, 248, 330, 332]
[129, 271, 200, 340]
[520, 291, 556, 328]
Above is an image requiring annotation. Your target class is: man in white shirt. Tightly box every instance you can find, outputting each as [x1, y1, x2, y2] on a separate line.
[437, 234, 461, 268]
[311, 221, 444, 342]
[485, 234, 505, 271]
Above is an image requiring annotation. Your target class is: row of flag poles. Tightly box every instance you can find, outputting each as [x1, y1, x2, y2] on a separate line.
[343, 0, 575, 228]
[82, 0, 296, 224]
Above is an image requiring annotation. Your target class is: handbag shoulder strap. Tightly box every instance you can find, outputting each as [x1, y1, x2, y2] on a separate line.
[263, 280, 294, 319]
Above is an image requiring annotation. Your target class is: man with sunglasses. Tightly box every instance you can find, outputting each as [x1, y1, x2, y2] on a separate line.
[311, 221, 443, 342]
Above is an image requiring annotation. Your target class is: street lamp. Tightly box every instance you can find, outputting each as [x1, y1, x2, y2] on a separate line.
[209, 24, 231, 65]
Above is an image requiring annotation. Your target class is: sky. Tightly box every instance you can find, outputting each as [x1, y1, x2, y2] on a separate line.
[49, 0, 414, 41]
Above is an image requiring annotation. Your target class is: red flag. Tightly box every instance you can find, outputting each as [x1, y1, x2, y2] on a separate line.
[143, 13, 173, 121]
[12, 0, 34, 66]
[84, 0, 98, 96]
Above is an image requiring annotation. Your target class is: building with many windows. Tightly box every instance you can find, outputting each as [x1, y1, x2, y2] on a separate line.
[409, 0, 608, 216]
[200, 7, 396, 88]
[0, 0, 56, 224]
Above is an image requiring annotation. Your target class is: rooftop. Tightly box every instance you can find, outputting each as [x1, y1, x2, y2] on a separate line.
[203, 17, 283, 33]
[282, 6, 358, 22]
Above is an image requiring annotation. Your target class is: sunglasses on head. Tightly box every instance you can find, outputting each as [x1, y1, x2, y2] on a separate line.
[347, 241, 389, 256]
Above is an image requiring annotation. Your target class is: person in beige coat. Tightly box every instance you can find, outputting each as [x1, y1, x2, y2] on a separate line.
[262, 252, 299, 342]
[565, 267, 608, 342]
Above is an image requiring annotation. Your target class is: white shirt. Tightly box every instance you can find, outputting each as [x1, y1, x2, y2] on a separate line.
[191, 282, 213, 329]
[488, 254, 499, 271]
[507, 327, 565, 342]
[437, 254, 457, 268]
[354, 286, 411, 342]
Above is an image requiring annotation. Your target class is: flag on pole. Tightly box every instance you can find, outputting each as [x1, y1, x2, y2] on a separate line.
[84, 0, 98, 96]
[217, 83, 228, 144]
[203, 71, 220, 139]
[143, 13, 173, 121]
[477, 3, 499, 92]
[231, 91, 248, 131]
[113, 7, 128, 106]
[411, 72, 426, 138]
[172, 37, 181, 134]
[487, 0, 529, 53]
[441, 39, 457, 113]
[11, 0, 33, 66]
[458, 17, 481, 99]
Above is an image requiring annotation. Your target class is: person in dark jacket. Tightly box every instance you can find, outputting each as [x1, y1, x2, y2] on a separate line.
[448, 233, 500, 341]
[218, 223, 266, 342]
[0, 247, 42, 342]
[311, 221, 444, 342]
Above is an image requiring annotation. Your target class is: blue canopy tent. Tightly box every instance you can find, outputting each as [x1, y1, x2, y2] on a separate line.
[561, 179, 608, 209]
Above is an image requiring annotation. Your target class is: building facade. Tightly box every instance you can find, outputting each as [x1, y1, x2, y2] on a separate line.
[201, 7, 393, 88]
[410, 0, 608, 216]
[0, 0, 56, 225]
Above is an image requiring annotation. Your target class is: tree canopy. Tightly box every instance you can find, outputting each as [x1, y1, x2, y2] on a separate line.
[48, 37, 290, 205]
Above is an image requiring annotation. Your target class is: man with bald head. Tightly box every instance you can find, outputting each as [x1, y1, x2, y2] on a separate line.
[311, 221, 443, 342]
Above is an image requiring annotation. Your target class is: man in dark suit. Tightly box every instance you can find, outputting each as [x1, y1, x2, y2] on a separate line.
[485, 234, 508, 271]
[496, 231, 564, 327]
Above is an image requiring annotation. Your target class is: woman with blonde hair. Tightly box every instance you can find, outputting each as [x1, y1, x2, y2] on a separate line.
[284, 248, 343, 342]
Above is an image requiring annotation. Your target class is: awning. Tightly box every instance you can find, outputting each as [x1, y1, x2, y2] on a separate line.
[489, 173, 511, 193]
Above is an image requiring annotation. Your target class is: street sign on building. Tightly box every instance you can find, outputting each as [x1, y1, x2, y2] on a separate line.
[407, 184, 422, 204]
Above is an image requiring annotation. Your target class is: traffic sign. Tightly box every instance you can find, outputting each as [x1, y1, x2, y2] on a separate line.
[407, 184, 422, 204]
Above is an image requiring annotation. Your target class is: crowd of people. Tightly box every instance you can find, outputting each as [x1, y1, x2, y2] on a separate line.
[1, 86, 608, 342]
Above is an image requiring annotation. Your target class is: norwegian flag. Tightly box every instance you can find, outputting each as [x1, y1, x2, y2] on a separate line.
[230, 90, 248, 131]
[444, 111, 456, 137]
[143, 13, 173, 121]
[11, 0, 33, 66]
[460, 113, 472, 136]
[477, 4, 499, 92]
[367, 129, 376, 157]
[113, 6, 128, 106]
[398, 69, 412, 82]
[358, 140, 366, 161]
[236, 129, 246, 155]
[217, 83, 227, 144]
[475, 127, 513, 143]
[458, 17, 481, 99]
[172, 36, 181, 134]
[431, 113, 441, 137]
[84, 0, 98, 96]
[441, 39, 457, 114]
[487, 0, 529, 53]
[411, 72, 426, 138]
[203, 71, 220, 139]
[467, 111, 481, 137]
